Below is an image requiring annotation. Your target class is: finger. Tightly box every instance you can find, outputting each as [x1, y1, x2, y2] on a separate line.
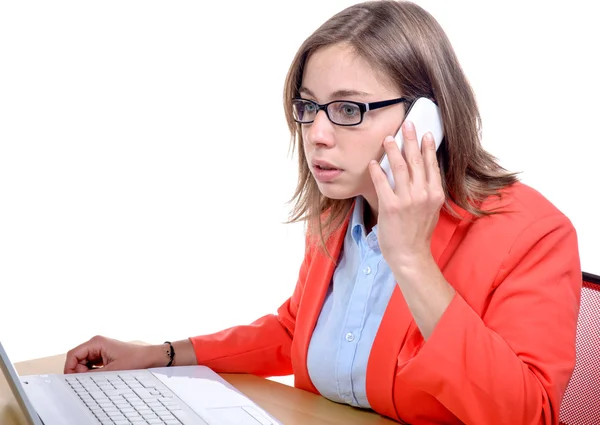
[401, 120, 426, 186]
[64, 342, 103, 374]
[422, 132, 445, 207]
[382, 136, 410, 194]
[368, 158, 397, 207]
[64, 346, 87, 374]
[422, 132, 442, 187]
[73, 363, 92, 373]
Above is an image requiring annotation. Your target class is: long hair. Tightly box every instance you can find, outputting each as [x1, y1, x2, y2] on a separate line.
[283, 0, 518, 248]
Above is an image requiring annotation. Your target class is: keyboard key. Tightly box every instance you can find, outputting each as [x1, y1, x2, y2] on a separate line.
[140, 380, 157, 389]
[95, 414, 110, 423]
[159, 413, 176, 420]
[125, 411, 142, 419]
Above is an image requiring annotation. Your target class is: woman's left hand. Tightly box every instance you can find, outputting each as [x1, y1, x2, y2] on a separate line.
[368, 120, 445, 272]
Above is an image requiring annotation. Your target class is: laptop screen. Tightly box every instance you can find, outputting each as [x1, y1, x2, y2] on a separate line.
[0, 341, 44, 425]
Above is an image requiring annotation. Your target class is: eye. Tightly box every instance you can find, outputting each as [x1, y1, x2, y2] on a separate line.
[293, 99, 318, 122]
[338, 102, 359, 117]
[304, 102, 317, 113]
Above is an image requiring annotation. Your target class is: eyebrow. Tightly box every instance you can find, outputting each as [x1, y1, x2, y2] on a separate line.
[299, 86, 371, 100]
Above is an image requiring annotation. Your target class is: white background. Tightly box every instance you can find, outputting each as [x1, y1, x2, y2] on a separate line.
[1, 0, 598, 375]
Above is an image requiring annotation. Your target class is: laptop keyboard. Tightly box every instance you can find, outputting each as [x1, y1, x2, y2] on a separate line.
[64, 372, 185, 424]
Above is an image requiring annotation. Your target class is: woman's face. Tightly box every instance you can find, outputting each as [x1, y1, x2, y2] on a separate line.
[300, 43, 406, 206]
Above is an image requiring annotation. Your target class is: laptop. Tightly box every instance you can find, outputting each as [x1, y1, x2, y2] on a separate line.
[0, 341, 281, 424]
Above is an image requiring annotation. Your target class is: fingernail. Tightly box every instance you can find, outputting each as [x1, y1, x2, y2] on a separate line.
[424, 132, 433, 142]
[404, 120, 414, 130]
[385, 135, 395, 143]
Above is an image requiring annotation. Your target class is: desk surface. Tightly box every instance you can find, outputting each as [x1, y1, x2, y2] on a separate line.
[1, 350, 397, 425]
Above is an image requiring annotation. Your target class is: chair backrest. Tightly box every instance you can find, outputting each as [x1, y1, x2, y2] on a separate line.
[559, 272, 600, 425]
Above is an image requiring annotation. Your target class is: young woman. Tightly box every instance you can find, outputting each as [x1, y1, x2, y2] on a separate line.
[64, 1, 581, 424]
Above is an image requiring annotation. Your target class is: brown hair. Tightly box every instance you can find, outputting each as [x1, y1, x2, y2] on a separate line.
[283, 0, 518, 246]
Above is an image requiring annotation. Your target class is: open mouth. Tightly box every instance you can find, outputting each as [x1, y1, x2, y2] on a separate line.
[315, 164, 339, 171]
[312, 162, 343, 182]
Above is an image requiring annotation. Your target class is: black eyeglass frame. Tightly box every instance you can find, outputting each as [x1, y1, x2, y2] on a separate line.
[291, 97, 409, 127]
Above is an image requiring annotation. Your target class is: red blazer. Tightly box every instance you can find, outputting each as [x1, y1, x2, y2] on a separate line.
[189, 182, 581, 425]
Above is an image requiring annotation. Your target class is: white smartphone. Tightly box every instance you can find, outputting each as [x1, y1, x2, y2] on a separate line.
[379, 97, 444, 190]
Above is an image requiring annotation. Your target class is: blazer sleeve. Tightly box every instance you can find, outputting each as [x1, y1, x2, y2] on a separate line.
[399, 213, 581, 425]
[188, 235, 313, 378]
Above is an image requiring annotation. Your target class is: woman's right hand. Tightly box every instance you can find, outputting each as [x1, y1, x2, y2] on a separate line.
[63, 335, 167, 374]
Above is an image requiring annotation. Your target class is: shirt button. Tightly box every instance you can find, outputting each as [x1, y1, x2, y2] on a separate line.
[363, 266, 371, 275]
[345, 332, 355, 342]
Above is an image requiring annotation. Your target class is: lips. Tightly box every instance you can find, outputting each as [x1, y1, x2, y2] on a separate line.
[311, 159, 343, 183]
[312, 159, 341, 171]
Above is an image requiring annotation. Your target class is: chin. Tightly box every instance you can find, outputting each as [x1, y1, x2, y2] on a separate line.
[315, 182, 356, 200]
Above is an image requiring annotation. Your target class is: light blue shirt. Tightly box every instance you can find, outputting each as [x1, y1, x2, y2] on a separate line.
[306, 196, 398, 409]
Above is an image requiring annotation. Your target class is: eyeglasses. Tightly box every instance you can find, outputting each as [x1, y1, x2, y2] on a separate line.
[291, 97, 408, 126]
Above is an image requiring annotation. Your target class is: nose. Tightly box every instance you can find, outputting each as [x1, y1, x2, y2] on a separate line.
[305, 110, 336, 148]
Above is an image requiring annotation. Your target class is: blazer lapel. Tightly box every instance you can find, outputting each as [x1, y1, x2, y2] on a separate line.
[365, 203, 465, 420]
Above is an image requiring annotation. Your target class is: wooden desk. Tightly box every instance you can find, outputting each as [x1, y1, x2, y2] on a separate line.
[1, 351, 397, 425]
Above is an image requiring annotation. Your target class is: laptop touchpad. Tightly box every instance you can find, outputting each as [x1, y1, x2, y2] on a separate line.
[204, 406, 273, 425]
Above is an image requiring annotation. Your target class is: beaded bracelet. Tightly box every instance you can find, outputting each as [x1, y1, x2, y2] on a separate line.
[164, 341, 175, 367]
